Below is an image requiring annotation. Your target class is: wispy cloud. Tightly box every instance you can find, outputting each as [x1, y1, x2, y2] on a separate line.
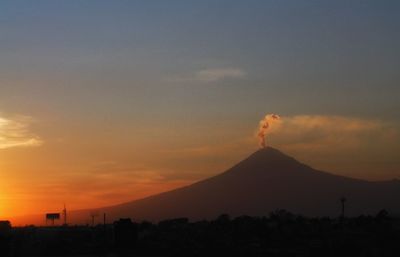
[255, 115, 400, 177]
[268, 115, 396, 152]
[90, 161, 203, 183]
[169, 68, 246, 83]
[0, 115, 43, 149]
[22, 165, 193, 209]
[194, 68, 246, 82]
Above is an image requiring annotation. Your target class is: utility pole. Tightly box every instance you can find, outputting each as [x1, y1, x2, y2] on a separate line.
[90, 211, 99, 227]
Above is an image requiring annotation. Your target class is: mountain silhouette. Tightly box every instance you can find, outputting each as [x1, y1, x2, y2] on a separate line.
[10, 147, 400, 225]
[93, 147, 400, 221]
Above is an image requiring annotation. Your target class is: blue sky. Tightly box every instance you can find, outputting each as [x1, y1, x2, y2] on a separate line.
[1, 0, 399, 120]
[1, 1, 400, 217]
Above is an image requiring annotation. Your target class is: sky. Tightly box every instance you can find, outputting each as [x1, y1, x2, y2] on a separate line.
[1, 0, 400, 220]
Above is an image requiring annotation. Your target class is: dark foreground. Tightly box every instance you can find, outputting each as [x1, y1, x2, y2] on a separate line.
[1, 210, 400, 257]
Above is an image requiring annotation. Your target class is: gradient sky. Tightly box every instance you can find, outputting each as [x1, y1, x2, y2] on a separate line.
[1, 0, 400, 220]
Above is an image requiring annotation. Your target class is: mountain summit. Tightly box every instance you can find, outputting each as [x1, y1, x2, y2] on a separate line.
[88, 147, 400, 222]
[225, 147, 307, 175]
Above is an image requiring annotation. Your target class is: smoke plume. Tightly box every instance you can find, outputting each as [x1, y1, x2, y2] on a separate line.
[258, 114, 280, 148]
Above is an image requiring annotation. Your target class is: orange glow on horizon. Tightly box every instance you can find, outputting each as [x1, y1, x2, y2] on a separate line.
[3, 179, 191, 226]
[1, 114, 399, 225]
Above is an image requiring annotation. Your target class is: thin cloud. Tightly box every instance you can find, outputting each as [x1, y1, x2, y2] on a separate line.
[169, 68, 246, 83]
[23, 166, 193, 209]
[268, 115, 395, 151]
[194, 68, 246, 82]
[258, 115, 400, 179]
[0, 115, 43, 149]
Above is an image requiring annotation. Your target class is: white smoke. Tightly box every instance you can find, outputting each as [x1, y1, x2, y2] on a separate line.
[257, 114, 280, 148]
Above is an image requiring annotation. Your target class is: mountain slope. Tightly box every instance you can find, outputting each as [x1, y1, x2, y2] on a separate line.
[91, 147, 400, 221]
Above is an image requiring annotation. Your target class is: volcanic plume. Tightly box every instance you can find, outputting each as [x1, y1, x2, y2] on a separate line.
[257, 114, 280, 148]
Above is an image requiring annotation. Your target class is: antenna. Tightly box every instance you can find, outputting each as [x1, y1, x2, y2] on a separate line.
[62, 204, 67, 226]
[90, 211, 99, 227]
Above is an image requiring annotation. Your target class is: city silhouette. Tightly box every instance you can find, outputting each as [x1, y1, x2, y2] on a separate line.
[1, 1, 399, 256]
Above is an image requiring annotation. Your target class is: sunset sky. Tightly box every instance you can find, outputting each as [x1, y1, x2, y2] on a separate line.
[1, 1, 400, 219]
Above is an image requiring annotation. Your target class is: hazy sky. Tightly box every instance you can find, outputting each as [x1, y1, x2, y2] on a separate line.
[1, 0, 400, 219]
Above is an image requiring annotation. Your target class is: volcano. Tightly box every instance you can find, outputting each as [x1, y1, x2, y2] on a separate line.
[88, 147, 400, 221]
[12, 147, 400, 225]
